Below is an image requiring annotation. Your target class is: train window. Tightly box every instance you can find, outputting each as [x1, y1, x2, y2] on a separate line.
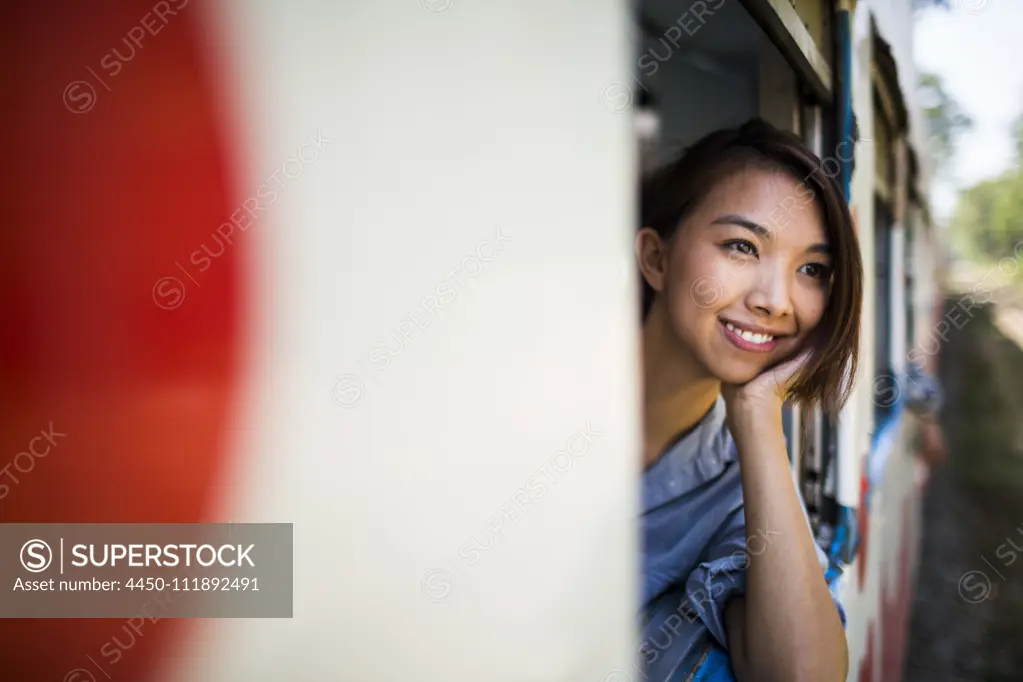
[632, 0, 829, 527]
[873, 94, 897, 421]
[874, 197, 895, 420]
[794, 102, 827, 528]
[905, 205, 917, 352]
[635, 0, 773, 165]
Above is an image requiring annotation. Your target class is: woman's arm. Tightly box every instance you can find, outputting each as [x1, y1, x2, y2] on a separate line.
[723, 404, 848, 682]
[720, 352, 848, 682]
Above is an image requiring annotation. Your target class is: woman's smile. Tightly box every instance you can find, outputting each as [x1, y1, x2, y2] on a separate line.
[719, 318, 782, 353]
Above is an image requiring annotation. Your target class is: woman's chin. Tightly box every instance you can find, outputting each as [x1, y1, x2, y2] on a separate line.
[707, 360, 765, 386]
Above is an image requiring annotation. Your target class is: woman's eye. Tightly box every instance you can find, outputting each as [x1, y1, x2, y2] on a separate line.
[800, 262, 831, 280]
[723, 240, 757, 257]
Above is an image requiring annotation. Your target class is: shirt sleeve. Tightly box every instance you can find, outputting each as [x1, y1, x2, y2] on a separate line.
[682, 506, 748, 649]
[684, 500, 846, 650]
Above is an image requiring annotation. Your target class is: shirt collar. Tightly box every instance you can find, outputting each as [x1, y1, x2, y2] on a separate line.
[641, 396, 737, 514]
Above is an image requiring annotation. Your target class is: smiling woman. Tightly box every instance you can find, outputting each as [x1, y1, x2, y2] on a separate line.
[638, 119, 862, 414]
[636, 119, 863, 682]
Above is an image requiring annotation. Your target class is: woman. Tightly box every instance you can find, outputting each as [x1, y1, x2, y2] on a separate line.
[636, 119, 862, 682]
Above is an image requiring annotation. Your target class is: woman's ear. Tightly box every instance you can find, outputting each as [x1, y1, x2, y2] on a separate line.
[635, 227, 667, 294]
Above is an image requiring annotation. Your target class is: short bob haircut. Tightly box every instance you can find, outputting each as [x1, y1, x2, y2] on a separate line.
[640, 118, 863, 416]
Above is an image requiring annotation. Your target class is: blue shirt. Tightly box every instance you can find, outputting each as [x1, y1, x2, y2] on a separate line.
[639, 396, 844, 681]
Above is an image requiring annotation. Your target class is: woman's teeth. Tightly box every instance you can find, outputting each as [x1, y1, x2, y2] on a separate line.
[724, 321, 774, 345]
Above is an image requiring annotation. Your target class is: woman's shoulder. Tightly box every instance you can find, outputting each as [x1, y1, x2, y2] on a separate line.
[642, 397, 741, 512]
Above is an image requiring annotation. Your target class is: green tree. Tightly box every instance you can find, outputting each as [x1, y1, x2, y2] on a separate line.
[918, 72, 975, 178]
[952, 179, 1004, 259]
[1012, 110, 1023, 165]
[949, 100, 1023, 264]
[951, 159, 1023, 264]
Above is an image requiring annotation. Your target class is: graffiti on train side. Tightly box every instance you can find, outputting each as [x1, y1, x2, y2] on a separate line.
[857, 494, 918, 682]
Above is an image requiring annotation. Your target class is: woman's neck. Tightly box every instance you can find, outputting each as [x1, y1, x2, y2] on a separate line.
[641, 302, 720, 469]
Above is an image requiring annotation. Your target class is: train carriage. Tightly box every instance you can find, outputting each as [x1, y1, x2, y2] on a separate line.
[0, 1, 941, 680]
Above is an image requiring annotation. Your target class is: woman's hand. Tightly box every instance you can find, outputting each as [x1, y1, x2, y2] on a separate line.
[720, 351, 813, 439]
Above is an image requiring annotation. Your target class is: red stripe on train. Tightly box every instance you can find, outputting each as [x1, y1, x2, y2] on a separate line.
[0, 1, 241, 680]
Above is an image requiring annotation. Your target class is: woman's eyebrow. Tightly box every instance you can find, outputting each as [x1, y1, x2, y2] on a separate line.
[711, 214, 771, 240]
[712, 214, 832, 255]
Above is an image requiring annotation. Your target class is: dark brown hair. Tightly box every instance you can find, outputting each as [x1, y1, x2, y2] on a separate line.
[640, 118, 863, 415]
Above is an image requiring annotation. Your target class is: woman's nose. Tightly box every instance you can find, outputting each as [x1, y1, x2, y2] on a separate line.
[747, 266, 793, 318]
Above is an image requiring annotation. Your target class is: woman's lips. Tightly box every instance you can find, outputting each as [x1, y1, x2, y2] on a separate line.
[719, 319, 779, 353]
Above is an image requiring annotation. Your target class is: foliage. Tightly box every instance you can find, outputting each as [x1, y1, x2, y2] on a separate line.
[912, 0, 951, 10]
[919, 72, 975, 178]
[915, 71, 1023, 267]
[950, 112, 1023, 264]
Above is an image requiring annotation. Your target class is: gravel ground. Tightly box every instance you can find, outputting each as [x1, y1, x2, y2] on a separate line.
[903, 296, 1023, 682]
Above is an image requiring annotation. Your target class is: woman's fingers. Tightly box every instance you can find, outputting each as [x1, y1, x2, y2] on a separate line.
[769, 350, 814, 395]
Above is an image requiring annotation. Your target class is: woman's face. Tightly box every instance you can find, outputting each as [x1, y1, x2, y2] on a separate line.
[640, 167, 832, 385]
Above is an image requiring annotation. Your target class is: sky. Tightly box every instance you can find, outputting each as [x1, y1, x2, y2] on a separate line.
[914, 0, 1023, 220]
